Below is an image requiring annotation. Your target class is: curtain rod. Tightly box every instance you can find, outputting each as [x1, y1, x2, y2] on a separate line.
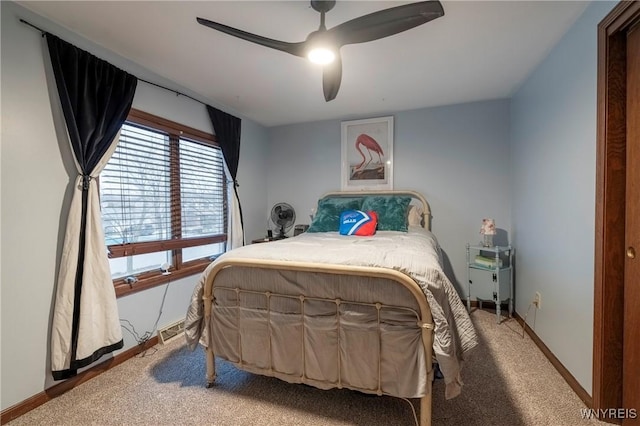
[19, 18, 208, 107]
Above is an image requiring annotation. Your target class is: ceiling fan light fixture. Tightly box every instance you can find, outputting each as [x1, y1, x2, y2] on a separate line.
[307, 46, 335, 65]
[197, 1, 445, 100]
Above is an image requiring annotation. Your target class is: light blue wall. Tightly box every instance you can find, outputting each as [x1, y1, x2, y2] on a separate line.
[267, 99, 512, 293]
[0, 1, 268, 410]
[510, 0, 614, 394]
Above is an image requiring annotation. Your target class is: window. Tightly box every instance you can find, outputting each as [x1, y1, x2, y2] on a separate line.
[100, 109, 227, 296]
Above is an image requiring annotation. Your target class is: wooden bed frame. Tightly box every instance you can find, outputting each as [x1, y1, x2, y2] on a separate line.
[201, 190, 435, 426]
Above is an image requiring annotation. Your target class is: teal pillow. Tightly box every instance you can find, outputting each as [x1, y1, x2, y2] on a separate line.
[307, 197, 363, 232]
[361, 196, 411, 232]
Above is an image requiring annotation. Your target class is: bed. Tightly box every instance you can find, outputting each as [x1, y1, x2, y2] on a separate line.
[185, 190, 477, 426]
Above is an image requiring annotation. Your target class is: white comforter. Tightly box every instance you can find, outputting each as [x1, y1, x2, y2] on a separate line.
[186, 226, 477, 398]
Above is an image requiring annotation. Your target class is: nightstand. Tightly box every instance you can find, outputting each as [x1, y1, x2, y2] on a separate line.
[466, 244, 514, 323]
[251, 237, 279, 244]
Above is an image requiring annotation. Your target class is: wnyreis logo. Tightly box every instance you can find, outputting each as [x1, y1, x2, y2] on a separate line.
[580, 408, 638, 420]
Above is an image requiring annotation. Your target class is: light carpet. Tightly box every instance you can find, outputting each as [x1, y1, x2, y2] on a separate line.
[7, 309, 605, 425]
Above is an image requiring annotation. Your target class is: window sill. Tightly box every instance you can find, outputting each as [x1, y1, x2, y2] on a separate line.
[114, 260, 210, 298]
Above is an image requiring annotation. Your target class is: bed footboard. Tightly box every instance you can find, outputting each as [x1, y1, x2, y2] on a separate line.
[202, 258, 435, 426]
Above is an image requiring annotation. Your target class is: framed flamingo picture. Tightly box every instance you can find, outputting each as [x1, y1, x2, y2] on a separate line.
[341, 116, 394, 190]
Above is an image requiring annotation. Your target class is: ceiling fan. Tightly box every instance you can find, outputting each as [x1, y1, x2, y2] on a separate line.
[197, 1, 444, 102]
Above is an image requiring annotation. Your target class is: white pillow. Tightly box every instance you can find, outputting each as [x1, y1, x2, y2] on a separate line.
[407, 205, 424, 227]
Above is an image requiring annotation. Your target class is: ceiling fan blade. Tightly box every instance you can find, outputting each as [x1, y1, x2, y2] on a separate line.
[328, 1, 444, 46]
[197, 17, 307, 57]
[322, 53, 342, 102]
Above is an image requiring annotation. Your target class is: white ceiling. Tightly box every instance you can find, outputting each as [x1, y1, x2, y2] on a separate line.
[18, 1, 589, 127]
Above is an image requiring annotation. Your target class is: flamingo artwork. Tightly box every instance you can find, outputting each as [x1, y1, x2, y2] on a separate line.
[343, 117, 392, 188]
[353, 133, 384, 176]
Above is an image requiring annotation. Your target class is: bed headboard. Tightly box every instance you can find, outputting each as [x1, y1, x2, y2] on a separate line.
[320, 190, 432, 231]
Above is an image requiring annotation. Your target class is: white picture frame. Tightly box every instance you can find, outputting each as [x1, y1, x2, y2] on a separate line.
[341, 116, 394, 190]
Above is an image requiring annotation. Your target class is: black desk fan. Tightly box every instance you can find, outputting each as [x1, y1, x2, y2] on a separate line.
[270, 203, 296, 239]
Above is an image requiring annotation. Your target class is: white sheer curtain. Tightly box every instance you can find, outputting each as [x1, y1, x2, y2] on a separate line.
[51, 132, 124, 379]
[225, 165, 244, 251]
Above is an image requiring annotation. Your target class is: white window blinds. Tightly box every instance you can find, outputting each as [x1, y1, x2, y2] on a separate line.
[100, 123, 171, 245]
[100, 123, 227, 249]
[179, 138, 227, 239]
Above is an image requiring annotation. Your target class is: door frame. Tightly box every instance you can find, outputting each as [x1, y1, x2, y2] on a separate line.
[594, 0, 640, 415]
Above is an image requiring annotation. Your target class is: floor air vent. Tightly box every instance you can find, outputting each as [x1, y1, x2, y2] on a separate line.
[158, 320, 185, 344]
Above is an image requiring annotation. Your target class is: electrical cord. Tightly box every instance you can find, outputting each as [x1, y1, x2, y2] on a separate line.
[119, 276, 171, 355]
[401, 397, 420, 426]
[521, 301, 537, 339]
[148, 278, 171, 338]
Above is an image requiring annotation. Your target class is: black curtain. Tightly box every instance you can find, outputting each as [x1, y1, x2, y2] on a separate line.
[47, 34, 137, 179]
[47, 33, 137, 380]
[206, 105, 244, 240]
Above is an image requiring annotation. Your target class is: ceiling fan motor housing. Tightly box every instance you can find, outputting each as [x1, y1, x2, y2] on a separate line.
[311, 1, 336, 13]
